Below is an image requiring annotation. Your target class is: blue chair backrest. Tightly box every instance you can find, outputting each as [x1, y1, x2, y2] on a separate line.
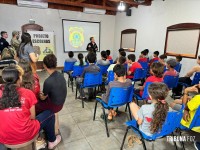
[107, 71, 114, 83]
[108, 86, 134, 107]
[174, 63, 182, 72]
[63, 61, 75, 72]
[189, 106, 200, 128]
[163, 75, 179, 89]
[97, 65, 110, 75]
[150, 111, 183, 140]
[142, 82, 152, 99]
[71, 66, 85, 77]
[139, 62, 148, 69]
[133, 68, 146, 81]
[124, 64, 128, 71]
[109, 59, 113, 64]
[191, 72, 200, 85]
[83, 72, 102, 87]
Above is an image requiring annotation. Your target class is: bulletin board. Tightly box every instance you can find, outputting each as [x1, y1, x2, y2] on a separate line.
[121, 29, 137, 51]
[164, 23, 200, 59]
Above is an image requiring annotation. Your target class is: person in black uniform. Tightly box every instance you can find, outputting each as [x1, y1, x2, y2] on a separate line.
[86, 37, 98, 53]
[0, 31, 9, 54]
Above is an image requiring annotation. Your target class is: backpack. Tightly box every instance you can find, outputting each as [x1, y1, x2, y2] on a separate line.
[1, 47, 15, 60]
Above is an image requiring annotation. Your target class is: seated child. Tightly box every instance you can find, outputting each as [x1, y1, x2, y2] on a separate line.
[18, 59, 40, 99]
[74, 53, 87, 66]
[159, 54, 167, 66]
[106, 50, 113, 60]
[149, 51, 159, 66]
[107, 56, 126, 72]
[176, 55, 182, 63]
[138, 62, 164, 96]
[129, 82, 170, 136]
[163, 58, 178, 77]
[65, 51, 77, 62]
[127, 54, 142, 79]
[114, 48, 124, 63]
[138, 50, 148, 63]
[96, 51, 110, 66]
[98, 64, 132, 120]
[76, 52, 100, 99]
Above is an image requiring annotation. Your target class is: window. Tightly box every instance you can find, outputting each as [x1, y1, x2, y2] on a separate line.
[121, 29, 137, 51]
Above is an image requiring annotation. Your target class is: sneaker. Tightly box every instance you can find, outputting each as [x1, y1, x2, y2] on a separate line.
[48, 135, 62, 149]
[36, 138, 47, 150]
[194, 141, 200, 150]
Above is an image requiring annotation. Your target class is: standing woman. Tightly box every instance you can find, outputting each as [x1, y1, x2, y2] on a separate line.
[17, 32, 39, 73]
[86, 37, 98, 53]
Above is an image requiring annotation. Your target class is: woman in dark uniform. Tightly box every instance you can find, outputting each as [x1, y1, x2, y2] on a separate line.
[86, 37, 98, 53]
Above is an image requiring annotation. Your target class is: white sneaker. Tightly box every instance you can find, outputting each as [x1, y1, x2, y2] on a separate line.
[36, 139, 47, 150]
[48, 135, 62, 149]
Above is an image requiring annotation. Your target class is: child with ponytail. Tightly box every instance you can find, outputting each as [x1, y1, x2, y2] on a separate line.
[74, 53, 87, 66]
[129, 82, 170, 136]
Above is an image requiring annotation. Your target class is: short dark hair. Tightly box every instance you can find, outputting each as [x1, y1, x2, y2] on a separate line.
[113, 64, 126, 77]
[118, 56, 126, 65]
[43, 54, 57, 69]
[1, 31, 7, 36]
[118, 48, 124, 52]
[176, 55, 182, 62]
[68, 51, 74, 58]
[150, 62, 164, 78]
[154, 51, 159, 56]
[87, 52, 96, 63]
[106, 50, 110, 56]
[90, 37, 94, 41]
[141, 50, 147, 55]
[127, 54, 136, 62]
[120, 51, 126, 57]
[144, 49, 149, 54]
[101, 51, 107, 59]
[159, 54, 167, 60]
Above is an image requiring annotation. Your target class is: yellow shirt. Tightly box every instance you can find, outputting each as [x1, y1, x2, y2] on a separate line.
[181, 95, 200, 132]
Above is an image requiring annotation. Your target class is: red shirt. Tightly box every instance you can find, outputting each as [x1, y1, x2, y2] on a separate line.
[163, 70, 178, 78]
[107, 56, 113, 60]
[138, 57, 148, 63]
[33, 73, 40, 98]
[127, 62, 142, 79]
[149, 57, 159, 66]
[140, 76, 163, 96]
[0, 87, 40, 145]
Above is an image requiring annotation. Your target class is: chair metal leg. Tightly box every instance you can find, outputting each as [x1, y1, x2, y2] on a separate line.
[116, 107, 118, 113]
[127, 103, 132, 120]
[120, 126, 130, 150]
[171, 132, 178, 150]
[71, 78, 74, 92]
[125, 104, 128, 112]
[75, 85, 78, 99]
[82, 98, 84, 108]
[141, 138, 147, 150]
[93, 101, 98, 121]
[68, 75, 70, 87]
[102, 107, 109, 137]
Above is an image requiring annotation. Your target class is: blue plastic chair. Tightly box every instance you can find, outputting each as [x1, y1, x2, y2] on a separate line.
[139, 62, 148, 69]
[69, 65, 85, 92]
[132, 68, 147, 86]
[93, 86, 134, 137]
[105, 71, 114, 85]
[174, 63, 182, 73]
[109, 59, 113, 64]
[133, 82, 152, 105]
[63, 61, 75, 73]
[120, 111, 183, 150]
[179, 72, 200, 87]
[75, 72, 102, 108]
[163, 75, 179, 90]
[97, 64, 110, 75]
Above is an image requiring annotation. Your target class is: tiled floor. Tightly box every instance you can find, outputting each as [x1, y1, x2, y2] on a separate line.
[38, 71, 199, 150]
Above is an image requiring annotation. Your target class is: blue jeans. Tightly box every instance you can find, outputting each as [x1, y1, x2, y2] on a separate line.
[36, 110, 56, 142]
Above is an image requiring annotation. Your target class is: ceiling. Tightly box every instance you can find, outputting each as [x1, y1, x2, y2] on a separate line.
[0, 0, 153, 15]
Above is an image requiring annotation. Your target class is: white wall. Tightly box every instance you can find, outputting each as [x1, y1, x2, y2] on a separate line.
[114, 0, 200, 76]
[0, 4, 116, 66]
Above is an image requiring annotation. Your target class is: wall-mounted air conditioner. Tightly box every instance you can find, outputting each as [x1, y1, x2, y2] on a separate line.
[83, 8, 106, 15]
[17, 0, 48, 9]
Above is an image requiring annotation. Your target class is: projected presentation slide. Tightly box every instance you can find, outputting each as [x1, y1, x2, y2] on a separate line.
[62, 19, 100, 52]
